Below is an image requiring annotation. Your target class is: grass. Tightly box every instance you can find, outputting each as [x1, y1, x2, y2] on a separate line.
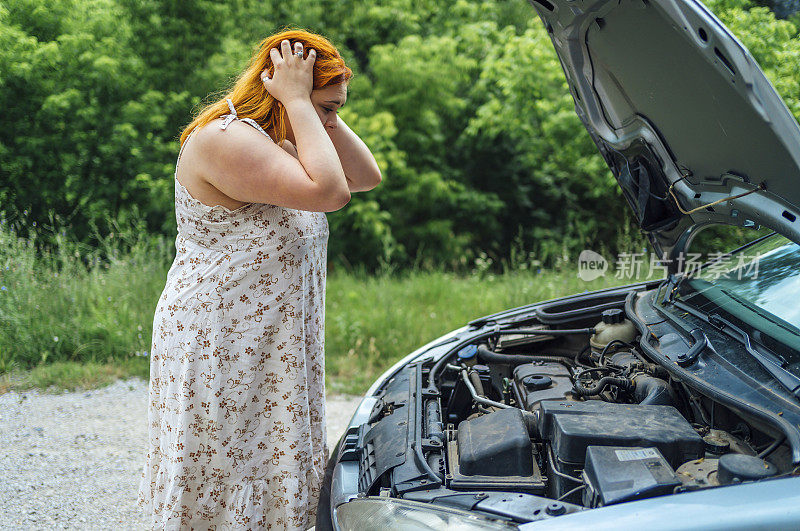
[323, 268, 627, 394]
[0, 217, 632, 396]
[0, 360, 146, 394]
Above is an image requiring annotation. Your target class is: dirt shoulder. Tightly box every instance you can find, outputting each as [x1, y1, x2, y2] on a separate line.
[0, 378, 363, 530]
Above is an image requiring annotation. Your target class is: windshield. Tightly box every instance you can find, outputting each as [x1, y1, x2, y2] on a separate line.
[674, 233, 800, 370]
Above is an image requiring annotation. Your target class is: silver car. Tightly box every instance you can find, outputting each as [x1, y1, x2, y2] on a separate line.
[316, 0, 800, 528]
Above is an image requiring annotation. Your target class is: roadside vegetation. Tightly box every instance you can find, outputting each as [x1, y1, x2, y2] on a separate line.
[0, 218, 630, 395]
[2, 0, 797, 393]
[3, 0, 799, 273]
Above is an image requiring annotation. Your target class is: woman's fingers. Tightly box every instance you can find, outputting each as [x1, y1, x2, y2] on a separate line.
[280, 39, 292, 60]
[271, 40, 314, 68]
[269, 46, 282, 65]
[263, 40, 314, 103]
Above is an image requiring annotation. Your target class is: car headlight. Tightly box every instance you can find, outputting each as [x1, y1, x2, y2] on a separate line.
[333, 497, 517, 530]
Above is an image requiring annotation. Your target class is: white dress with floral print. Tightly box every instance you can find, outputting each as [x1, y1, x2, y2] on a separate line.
[137, 100, 329, 530]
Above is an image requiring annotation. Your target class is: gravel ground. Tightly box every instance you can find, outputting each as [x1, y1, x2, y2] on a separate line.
[0, 378, 364, 530]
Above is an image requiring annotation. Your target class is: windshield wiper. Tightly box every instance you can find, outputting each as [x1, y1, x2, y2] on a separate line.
[660, 273, 684, 305]
[676, 328, 709, 367]
[670, 299, 800, 400]
[660, 272, 702, 306]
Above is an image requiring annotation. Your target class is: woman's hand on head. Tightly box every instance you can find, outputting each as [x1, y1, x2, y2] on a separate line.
[261, 40, 316, 106]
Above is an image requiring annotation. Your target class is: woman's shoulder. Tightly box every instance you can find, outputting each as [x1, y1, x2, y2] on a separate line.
[193, 117, 262, 143]
[188, 119, 276, 161]
[177, 120, 255, 210]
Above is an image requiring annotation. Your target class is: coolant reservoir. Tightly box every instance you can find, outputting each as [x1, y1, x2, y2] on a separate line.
[590, 309, 636, 351]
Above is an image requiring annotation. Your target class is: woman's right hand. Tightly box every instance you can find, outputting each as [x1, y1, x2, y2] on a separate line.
[261, 40, 316, 106]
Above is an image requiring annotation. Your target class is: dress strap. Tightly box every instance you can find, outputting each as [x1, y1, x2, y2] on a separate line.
[220, 99, 238, 130]
[220, 98, 273, 141]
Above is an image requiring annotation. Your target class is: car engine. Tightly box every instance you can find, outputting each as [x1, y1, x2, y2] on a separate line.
[343, 290, 792, 525]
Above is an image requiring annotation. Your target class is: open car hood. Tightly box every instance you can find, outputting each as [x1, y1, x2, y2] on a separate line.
[529, 0, 800, 267]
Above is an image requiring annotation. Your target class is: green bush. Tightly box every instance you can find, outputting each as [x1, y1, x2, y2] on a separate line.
[2, 0, 798, 273]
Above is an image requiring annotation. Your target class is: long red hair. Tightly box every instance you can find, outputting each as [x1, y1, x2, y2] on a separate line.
[180, 29, 352, 146]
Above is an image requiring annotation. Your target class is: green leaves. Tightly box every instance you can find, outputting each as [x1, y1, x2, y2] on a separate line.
[3, 0, 799, 272]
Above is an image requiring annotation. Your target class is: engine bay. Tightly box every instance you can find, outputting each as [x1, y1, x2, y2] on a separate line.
[346, 288, 796, 525]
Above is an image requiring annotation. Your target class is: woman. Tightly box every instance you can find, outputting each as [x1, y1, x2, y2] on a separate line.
[136, 29, 381, 530]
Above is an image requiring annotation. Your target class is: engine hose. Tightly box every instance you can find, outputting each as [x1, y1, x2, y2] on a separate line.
[610, 352, 673, 406]
[633, 375, 674, 406]
[495, 327, 596, 336]
[428, 328, 498, 389]
[428, 332, 583, 390]
[476, 346, 575, 368]
[458, 367, 511, 410]
[758, 436, 786, 459]
[469, 370, 485, 397]
[534, 301, 623, 324]
[573, 376, 632, 397]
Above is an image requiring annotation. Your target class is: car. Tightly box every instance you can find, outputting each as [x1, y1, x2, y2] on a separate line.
[315, 0, 800, 529]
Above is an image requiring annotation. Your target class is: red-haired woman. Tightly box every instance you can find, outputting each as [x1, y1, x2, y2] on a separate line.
[136, 29, 381, 530]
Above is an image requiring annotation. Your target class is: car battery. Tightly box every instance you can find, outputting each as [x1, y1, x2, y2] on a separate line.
[536, 401, 704, 469]
[535, 400, 703, 502]
[582, 446, 682, 506]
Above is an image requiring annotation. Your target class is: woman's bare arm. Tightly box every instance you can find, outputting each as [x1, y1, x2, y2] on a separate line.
[193, 40, 351, 212]
[193, 118, 350, 212]
[279, 120, 381, 193]
[326, 115, 382, 192]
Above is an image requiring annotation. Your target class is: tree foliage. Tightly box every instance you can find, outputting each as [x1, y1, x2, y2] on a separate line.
[2, 0, 800, 271]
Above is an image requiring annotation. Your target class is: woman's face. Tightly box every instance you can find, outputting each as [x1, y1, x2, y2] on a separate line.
[310, 83, 348, 131]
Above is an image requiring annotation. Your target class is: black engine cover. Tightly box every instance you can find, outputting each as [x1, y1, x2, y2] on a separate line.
[512, 362, 574, 411]
[536, 401, 704, 468]
[457, 407, 533, 476]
